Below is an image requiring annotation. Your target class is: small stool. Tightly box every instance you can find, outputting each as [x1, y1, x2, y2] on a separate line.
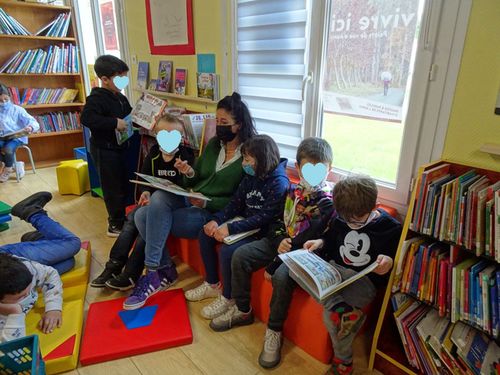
[13, 144, 36, 183]
[56, 159, 90, 195]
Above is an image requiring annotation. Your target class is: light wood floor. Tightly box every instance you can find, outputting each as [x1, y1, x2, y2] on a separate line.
[0, 167, 383, 375]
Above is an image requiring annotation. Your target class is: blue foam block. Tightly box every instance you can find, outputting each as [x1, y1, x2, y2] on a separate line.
[118, 305, 158, 330]
[0, 214, 12, 224]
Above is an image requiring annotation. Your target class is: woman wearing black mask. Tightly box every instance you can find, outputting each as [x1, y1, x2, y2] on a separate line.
[124, 92, 257, 310]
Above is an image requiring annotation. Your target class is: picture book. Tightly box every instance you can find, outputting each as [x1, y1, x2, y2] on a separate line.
[221, 217, 260, 245]
[181, 113, 216, 150]
[115, 114, 133, 145]
[131, 172, 210, 201]
[174, 68, 187, 95]
[137, 61, 149, 90]
[279, 250, 378, 303]
[148, 79, 158, 91]
[156, 60, 173, 92]
[197, 73, 219, 101]
[131, 92, 168, 130]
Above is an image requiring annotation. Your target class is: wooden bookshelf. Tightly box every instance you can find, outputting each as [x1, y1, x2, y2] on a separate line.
[0, 0, 85, 166]
[368, 159, 500, 374]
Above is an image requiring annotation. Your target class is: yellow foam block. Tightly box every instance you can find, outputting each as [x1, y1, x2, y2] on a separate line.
[60, 244, 91, 288]
[26, 299, 84, 374]
[56, 159, 90, 196]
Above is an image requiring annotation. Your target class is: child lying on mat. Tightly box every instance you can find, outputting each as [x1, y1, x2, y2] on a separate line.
[0, 253, 63, 342]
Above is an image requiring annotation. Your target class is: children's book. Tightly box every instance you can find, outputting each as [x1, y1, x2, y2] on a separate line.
[181, 113, 216, 150]
[156, 60, 173, 92]
[221, 217, 260, 245]
[131, 92, 168, 130]
[174, 68, 187, 95]
[0, 128, 30, 141]
[148, 79, 158, 91]
[115, 114, 133, 145]
[137, 61, 149, 90]
[131, 172, 211, 201]
[196, 72, 219, 100]
[279, 250, 378, 303]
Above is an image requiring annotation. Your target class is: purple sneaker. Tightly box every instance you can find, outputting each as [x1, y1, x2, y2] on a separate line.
[158, 265, 178, 290]
[123, 270, 161, 310]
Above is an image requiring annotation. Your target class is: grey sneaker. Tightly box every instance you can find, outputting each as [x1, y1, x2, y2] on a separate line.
[209, 305, 254, 332]
[258, 328, 283, 368]
[201, 295, 234, 320]
[185, 281, 221, 302]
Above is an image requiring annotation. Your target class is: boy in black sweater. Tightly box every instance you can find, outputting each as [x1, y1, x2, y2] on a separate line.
[81, 55, 132, 237]
[90, 114, 195, 290]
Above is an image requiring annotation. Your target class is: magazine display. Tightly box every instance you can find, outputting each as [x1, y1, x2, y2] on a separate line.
[181, 113, 216, 150]
[115, 114, 133, 145]
[221, 217, 260, 245]
[131, 172, 211, 201]
[279, 250, 378, 303]
[131, 92, 168, 130]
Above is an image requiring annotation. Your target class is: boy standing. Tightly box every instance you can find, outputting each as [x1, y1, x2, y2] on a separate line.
[208, 137, 335, 330]
[81, 55, 132, 237]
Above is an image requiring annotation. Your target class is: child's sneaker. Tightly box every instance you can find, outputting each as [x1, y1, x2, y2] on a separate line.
[0, 167, 13, 183]
[258, 328, 283, 368]
[123, 270, 161, 310]
[105, 273, 136, 291]
[330, 305, 366, 340]
[201, 295, 234, 319]
[324, 357, 353, 375]
[90, 260, 123, 288]
[158, 264, 178, 290]
[107, 224, 122, 238]
[185, 281, 222, 302]
[209, 305, 254, 332]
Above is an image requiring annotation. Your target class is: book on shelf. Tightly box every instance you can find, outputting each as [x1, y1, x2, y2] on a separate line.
[0, 129, 30, 141]
[220, 217, 260, 245]
[196, 72, 219, 101]
[148, 79, 158, 91]
[136, 61, 149, 90]
[35, 12, 71, 37]
[131, 172, 211, 201]
[181, 113, 215, 150]
[156, 60, 173, 92]
[115, 114, 133, 145]
[13, 87, 79, 105]
[130, 92, 168, 130]
[0, 7, 30, 35]
[278, 250, 378, 303]
[174, 68, 187, 95]
[34, 111, 81, 133]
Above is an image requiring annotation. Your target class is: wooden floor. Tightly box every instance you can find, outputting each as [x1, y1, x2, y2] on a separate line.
[0, 167, 383, 375]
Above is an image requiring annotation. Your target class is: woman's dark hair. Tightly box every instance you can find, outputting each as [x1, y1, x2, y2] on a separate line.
[94, 55, 129, 78]
[217, 92, 257, 143]
[0, 83, 9, 96]
[0, 254, 32, 300]
[241, 134, 280, 178]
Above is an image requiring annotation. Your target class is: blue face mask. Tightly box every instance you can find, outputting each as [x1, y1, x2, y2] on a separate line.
[242, 164, 256, 176]
[113, 76, 129, 90]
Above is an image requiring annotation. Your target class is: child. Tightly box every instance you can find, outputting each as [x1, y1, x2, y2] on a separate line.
[262, 175, 402, 374]
[184, 135, 289, 319]
[0, 253, 63, 342]
[90, 114, 195, 290]
[208, 137, 335, 332]
[0, 192, 81, 274]
[0, 83, 40, 182]
[80, 55, 132, 237]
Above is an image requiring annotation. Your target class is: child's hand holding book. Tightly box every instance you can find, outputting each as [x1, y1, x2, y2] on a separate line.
[116, 118, 128, 131]
[214, 224, 229, 242]
[373, 254, 393, 275]
[303, 239, 324, 252]
[204, 220, 218, 237]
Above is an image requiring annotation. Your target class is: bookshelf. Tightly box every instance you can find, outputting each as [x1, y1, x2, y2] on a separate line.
[0, 0, 84, 167]
[369, 159, 500, 375]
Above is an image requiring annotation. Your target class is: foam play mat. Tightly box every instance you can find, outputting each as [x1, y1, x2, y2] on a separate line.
[80, 289, 193, 365]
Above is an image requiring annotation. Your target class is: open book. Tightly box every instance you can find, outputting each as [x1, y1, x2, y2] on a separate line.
[0, 129, 30, 141]
[222, 216, 260, 245]
[130, 172, 211, 201]
[279, 250, 378, 303]
[131, 92, 168, 130]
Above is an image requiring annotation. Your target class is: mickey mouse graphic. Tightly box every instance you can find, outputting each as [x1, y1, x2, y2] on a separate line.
[339, 230, 371, 267]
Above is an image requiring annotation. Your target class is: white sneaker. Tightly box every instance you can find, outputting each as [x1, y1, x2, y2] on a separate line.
[185, 281, 222, 302]
[201, 295, 234, 320]
[0, 167, 13, 183]
[259, 328, 283, 368]
[15, 161, 25, 179]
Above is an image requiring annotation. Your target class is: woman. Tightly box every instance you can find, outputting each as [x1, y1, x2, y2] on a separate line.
[124, 92, 257, 310]
[0, 84, 39, 182]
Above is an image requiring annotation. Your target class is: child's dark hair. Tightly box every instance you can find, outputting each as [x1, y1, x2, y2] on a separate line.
[241, 134, 280, 178]
[333, 174, 378, 221]
[0, 83, 8, 96]
[296, 137, 333, 165]
[217, 92, 257, 143]
[0, 254, 32, 300]
[94, 55, 129, 78]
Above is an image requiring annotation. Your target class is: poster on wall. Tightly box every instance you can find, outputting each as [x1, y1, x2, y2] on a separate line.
[100, 1, 118, 50]
[145, 0, 195, 55]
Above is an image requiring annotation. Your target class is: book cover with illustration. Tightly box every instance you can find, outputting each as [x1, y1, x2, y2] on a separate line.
[196, 73, 219, 101]
[174, 68, 187, 95]
[156, 60, 173, 92]
[137, 61, 149, 90]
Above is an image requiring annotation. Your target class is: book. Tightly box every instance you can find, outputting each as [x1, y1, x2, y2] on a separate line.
[278, 250, 378, 303]
[181, 113, 216, 150]
[137, 61, 149, 90]
[131, 92, 168, 130]
[0, 128, 30, 141]
[174, 68, 187, 95]
[197, 72, 219, 100]
[148, 79, 158, 91]
[156, 60, 173, 92]
[115, 114, 133, 145]
[220, 217, 260, 245]
[131, 172, 211, 201]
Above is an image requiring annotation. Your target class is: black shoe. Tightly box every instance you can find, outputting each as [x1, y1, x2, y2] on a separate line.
[107, 224, 122, 238]
[105, 273, 136, 291]
[11, 192, 52, 221]
[90, 260, 123, 288]
[20, 230, 44, 242]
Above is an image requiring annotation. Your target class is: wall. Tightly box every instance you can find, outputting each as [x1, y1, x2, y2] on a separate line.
[442, 0, 500, 170]
[123, 0, 232, 112]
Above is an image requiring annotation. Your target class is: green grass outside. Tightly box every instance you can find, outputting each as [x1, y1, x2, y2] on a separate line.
[322, 112, 403, 183]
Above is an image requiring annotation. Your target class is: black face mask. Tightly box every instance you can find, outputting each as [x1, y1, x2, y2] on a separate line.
[216, 125, 237, 143]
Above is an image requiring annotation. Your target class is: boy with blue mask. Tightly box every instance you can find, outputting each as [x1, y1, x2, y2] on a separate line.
[81, 55, 133, 237]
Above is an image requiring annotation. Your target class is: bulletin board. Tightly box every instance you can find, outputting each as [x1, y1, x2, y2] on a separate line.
[145, 0, 195, 55]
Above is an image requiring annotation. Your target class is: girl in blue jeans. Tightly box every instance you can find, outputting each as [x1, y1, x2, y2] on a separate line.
[124, 92, 257, 310]
[184, 135, 289, 320]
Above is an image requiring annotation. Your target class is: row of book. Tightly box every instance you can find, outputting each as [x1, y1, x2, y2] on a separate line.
[8, 87, 79, 105]
[0, 7, 30, 35]
[392, 293, 500, 375]
[393, 238, 500, 338]
[410, 164, 500, 258]
[0, 44, 80, 74]
[35, 12, 71, 37]
[34, 111, 81, 133]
